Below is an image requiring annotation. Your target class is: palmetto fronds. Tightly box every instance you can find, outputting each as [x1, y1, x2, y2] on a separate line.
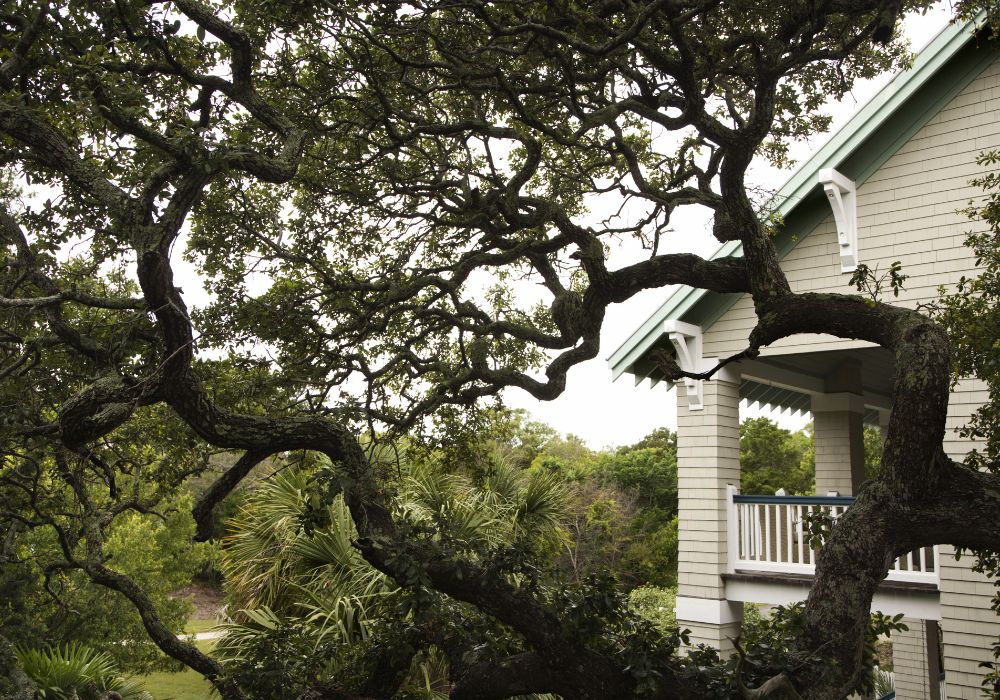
[217, 453, 567, 673]
[220, 469, 387, 641]
[515, 469, 568, 536]
[212, 606, 285, 662]
[13, 642, 152, 700]
[401, 452, 567, 550]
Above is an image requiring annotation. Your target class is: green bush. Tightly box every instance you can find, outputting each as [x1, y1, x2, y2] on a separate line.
[4, 500, 214, 674]
[872, 666, 894, 698]
[622, 514, 678, 588]
[598, 447, 677, 512]
[628, 586, 677, 633]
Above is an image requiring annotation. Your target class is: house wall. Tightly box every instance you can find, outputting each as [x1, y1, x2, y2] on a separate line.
[696, 53, 1000, 697]
[893, 618, 933, 700]
[813, 409, 865, 496]
[700, 55, 1000, 362]
[939, 377, 997, 698]
[674, 378, 743, 652]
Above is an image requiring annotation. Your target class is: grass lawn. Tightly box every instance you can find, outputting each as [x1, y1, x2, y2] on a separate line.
[183, 618, 221, 635]
[141, 640, 217, 700]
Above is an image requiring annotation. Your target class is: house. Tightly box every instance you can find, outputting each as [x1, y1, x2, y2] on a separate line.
[608, 17, 1000, 700]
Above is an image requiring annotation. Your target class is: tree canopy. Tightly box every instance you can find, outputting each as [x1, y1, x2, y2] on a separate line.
[2, 1, 999, 698]
[739, 418, 814, 496]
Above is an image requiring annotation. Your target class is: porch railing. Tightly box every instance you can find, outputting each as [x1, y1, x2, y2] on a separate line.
[727, 486, 939, 586]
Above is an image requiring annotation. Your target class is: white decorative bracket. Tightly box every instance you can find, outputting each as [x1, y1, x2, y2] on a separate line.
[818, 168, 858, 273]
[664, 320, 706, 410]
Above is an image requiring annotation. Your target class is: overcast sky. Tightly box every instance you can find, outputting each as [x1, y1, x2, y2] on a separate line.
[504, 3, 959, 449]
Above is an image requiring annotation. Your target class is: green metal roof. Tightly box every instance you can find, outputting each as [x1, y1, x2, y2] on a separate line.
[609, 16, 995, 383]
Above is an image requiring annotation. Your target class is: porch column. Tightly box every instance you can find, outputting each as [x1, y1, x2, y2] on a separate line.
[675, 371, 742, 653]
[878, 408, 891, 441]
[812, 362, 867, 496]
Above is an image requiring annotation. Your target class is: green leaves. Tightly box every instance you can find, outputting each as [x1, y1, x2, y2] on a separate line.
[13, 642, 153, 700]
[739, 418, 814, 496]
[849, 260, 909, 302]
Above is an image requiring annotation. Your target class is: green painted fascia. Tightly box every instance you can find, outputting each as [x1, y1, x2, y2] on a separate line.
[608, 15, 992, 381]
[840, 30, 999, 185]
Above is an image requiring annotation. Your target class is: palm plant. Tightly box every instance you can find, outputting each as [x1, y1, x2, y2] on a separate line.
[401, 452, 567, 552]
[872, 666, 895, 698]
[13, 642, 152, 700]
[217, 469, 384, 655]
[216, 452, 567, 694]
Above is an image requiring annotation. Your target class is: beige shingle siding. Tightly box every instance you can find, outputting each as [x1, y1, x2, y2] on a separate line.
[813, 410, 859, 495]
[701, 55, 1000, 362]
[894, 618, 932, 700]
[675, 379, 740, 608]
[682, 621, 736, 652]
[940, 376, 998, 697]
[942, 378, 989, 460]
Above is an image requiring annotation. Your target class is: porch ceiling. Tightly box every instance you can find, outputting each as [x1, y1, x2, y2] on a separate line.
[740, 380, 814, 418]
[738, 346, 895, 424]
[758, 347, 895, 393]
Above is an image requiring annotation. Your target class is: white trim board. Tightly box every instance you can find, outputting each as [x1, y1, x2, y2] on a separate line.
[675, 596, 744, 625]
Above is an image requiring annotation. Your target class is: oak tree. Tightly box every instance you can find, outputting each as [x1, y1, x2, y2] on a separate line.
[2, 1, 997, 698]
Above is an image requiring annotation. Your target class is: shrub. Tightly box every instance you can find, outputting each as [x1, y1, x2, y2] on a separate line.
[872, 666, 894, 698]
[13, 642, 152, 700]
[628, 586, 677, 633]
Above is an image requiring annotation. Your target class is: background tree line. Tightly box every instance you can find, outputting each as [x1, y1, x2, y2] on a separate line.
[1, 405, 862, 698]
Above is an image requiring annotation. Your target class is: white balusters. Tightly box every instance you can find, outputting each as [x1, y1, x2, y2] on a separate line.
[728, 491, 939, 586]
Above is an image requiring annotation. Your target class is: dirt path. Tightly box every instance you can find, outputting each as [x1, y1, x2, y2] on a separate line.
[170, 581, 226, 620]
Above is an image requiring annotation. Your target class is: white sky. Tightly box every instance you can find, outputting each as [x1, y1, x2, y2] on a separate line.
[504, 4, 958, 448]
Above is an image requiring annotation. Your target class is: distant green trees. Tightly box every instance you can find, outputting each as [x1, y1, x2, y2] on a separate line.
[739, 418, 885, 495]
[739, 418, 815, 495]
[495, 414, 831, 586]
[501, 420, 679, 589]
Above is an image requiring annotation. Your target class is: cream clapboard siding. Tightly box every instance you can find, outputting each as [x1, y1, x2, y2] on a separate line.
[696, 54, 1000, 697]
[939, 377, 995, 699]
[701, 55, 1000, 361]
[894, 618, 932, 699]
[676, 379, 741, 603]
[674, 379, 742, 653]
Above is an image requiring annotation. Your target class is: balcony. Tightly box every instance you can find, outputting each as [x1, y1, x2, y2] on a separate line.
[727, 487, 939, 584]
[724, 487, 941, 619]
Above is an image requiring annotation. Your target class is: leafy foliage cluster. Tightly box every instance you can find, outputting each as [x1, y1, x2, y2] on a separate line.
[739, 418, 814, 496]
[0, 493, 213, 674]
[207, 414, 840, 696]
[210, 443, 573, 698]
